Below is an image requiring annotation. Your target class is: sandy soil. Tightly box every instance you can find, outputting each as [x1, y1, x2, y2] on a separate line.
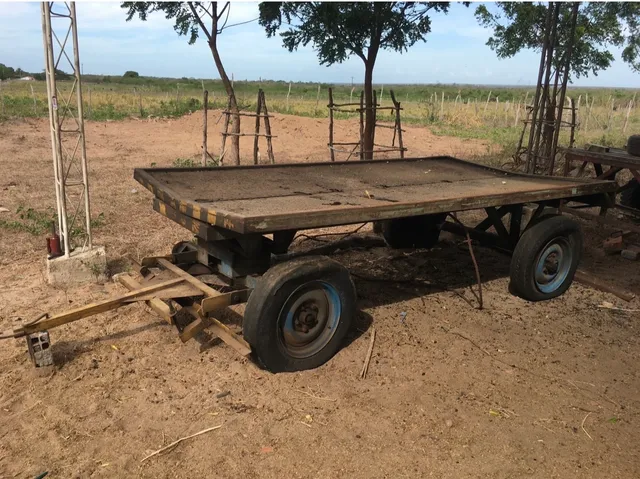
[0, 112, 639, 478]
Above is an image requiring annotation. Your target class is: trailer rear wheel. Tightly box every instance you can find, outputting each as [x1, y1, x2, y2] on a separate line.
[627, 134, 640, 157]
[380, 213, 447, 249]
[620, 179, 640, 209]
[243, 256, 356, 372]
[509, 215, 583, 301]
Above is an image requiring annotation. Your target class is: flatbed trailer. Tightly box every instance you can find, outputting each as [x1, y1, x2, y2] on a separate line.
[559, 145, 640, 231]
[2, 157, 618, 372]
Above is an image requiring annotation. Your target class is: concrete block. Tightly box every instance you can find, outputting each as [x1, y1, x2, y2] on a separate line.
[47, 246, 107, 285]
[603, 236, 624, 255]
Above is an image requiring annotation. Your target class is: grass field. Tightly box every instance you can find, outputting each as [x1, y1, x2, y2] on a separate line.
[1, 75, 637, 159]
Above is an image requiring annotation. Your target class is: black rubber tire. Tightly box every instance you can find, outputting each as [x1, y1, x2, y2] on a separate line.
[509, 215, 583, 302]
[380, 213, 447, 249]
[243, 256, 356, 373]
[627, 135, 640, 157]
[620, 179, 640, 209]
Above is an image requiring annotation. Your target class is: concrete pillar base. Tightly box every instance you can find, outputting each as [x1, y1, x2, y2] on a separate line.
[46, 246, 107, 286]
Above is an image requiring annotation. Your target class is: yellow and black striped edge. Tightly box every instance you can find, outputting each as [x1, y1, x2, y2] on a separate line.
[134, 168, 243, 233]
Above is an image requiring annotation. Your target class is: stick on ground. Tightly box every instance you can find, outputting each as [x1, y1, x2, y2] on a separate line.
[360, 328, 376, 379]
[141, 425, 223, 462]
[581, 412, 593, 441]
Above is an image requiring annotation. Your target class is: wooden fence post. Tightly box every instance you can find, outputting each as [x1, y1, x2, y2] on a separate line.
[202, 90, 208, 166]
[253, 89, 262, 165]
[30, 84, 37, 115]
[261, 90, 275, 164]
[328, 87, 335, 161]
[484, 90, 492, 114]
[623, 92, 636, 134]
[390, 90, 404, 159]
[315, 84, 321, 114]
[359, 91, 365, 160]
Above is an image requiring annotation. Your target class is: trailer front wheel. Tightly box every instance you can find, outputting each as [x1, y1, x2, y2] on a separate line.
[509, 215, 583, 301]
[243, 256, 356, 372]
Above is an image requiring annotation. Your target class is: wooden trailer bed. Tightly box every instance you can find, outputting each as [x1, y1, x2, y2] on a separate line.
[134, 156, 616, 234]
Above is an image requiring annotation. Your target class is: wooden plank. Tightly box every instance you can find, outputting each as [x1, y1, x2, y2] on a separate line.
[200, 289, 251, 314]
[179, 316, 207, 343]
[117, 274, 174, 324]
[18, 277, 185, 336]
[240, 182, 615, 234]
[157, 258, 221, 297]
[134, 284, 202, 301]
[574, 270, 636, 302]
[182, 306, 251, 356]
[563, 148, 640, 170]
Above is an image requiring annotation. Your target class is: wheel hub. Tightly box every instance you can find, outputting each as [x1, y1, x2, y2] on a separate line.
[279, 281, 341, 359]
[294, 301, 320, 333]
[534, 238, 572, 294]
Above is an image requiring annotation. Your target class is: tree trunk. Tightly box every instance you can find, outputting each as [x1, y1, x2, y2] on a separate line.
[362, 62, 375, 160]
[210, 3, 240, 165]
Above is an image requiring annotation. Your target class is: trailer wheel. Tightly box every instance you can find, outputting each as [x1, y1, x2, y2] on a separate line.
[380, 213, 447, 249]
[627, 134, 640, 157]
[620, 179, 640, 209]
[509, 215, 583, 301]
[243, 256, 356, 372]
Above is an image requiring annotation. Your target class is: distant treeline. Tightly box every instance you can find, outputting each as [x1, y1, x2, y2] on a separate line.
[1, 63, 636, 104]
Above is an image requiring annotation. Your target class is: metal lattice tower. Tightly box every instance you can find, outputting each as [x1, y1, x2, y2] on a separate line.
[41, 1, 92, 257]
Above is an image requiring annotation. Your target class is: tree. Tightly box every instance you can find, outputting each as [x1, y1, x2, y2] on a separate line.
[0, 63, 15, 81]
[122, 2, 242, 164]
[123, 70, 140, 78]
[259, 2, 453, 159]
[475, 2, 640, 79]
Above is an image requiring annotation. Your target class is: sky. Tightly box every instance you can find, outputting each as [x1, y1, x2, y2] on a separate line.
[1, 1, 638, 87]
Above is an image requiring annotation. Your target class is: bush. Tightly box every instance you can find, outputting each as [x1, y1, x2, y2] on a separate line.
[123, 71, 139, 78]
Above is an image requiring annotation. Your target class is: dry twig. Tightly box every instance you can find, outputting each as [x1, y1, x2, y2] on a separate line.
[360, 328, 376, 379]
[581, 412, 593, 441]
[597, 302, 640, 313]
[447, 213, 483, 309]
[141, 425, 223, 462]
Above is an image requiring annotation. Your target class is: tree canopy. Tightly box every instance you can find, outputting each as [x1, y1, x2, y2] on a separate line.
[475, 2, 640, 78]
[122, 1, 243, 164]
[259, 2, 455, 159]
[259, 2, 452, 65]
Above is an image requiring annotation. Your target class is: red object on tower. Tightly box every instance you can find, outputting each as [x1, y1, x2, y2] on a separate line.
[46, 221, 63, 259]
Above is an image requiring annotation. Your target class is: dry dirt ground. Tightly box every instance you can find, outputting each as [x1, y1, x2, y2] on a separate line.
[1, 112, 639, 479]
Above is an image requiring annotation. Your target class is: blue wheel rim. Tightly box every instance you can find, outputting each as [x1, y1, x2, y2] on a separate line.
[278, 281, 342, 358]
[534, 237, 572, 294]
